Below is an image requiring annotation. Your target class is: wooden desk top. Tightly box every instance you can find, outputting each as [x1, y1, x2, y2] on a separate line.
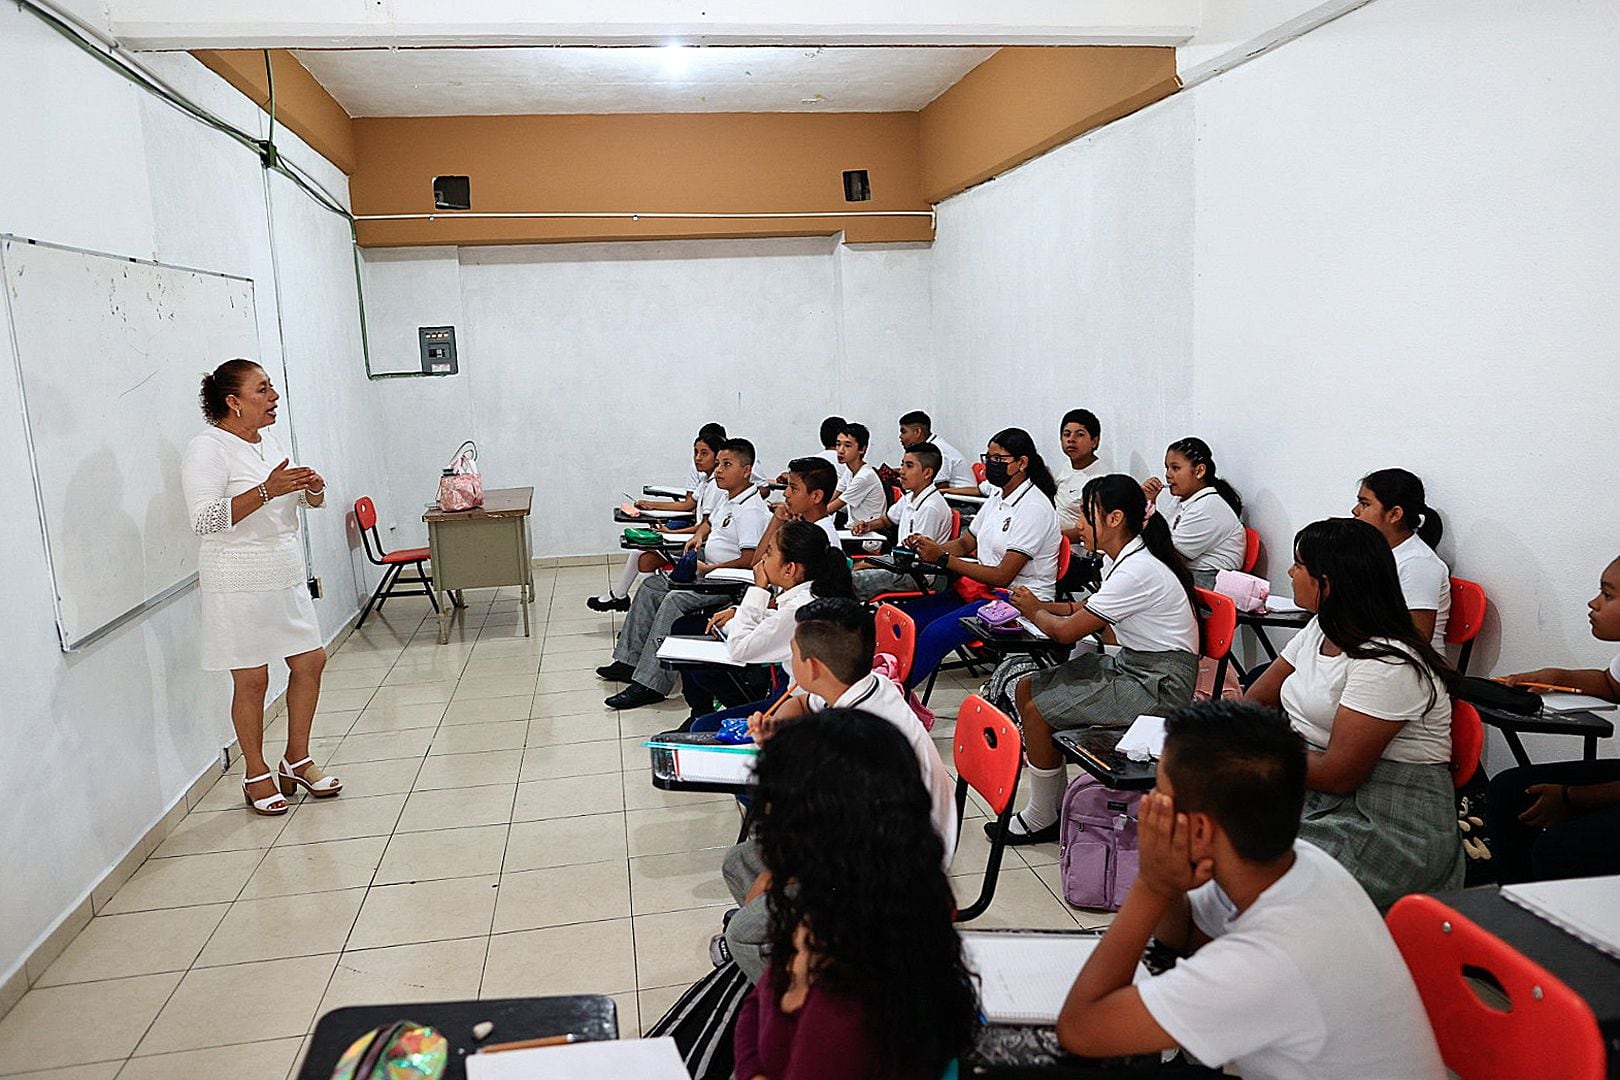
[423, 485, 533, 522]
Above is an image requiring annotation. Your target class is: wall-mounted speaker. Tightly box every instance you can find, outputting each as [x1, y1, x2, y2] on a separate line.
[433, 175, 471, 211]
[842, 169, 871, 203]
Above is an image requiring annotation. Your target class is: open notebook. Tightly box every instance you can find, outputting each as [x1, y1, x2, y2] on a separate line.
[1500, 875, 1620, 959]
[466, 1037, 687, 1079]
[963, 932, 1148, 1026]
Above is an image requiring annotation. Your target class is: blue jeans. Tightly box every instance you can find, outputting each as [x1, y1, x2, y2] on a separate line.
[689, 678, 790, 733]
[900, 596, 992, 690]
[1487, 760, 1620, 884]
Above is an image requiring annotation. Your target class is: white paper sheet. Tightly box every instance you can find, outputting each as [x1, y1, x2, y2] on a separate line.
[655, 636, 744, 666]
[1537, 692, 1617, 714]
[1115, 715, 1167, 761]
[962, 932, 1147, 1026]
[1501, 875, 1620, 959]
[466, 1037, 689, 1079]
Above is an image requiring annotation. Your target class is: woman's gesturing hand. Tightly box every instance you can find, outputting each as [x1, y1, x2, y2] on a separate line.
[264, 459, 317, 498]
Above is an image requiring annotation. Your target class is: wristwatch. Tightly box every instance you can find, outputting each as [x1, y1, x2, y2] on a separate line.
[934, 552, 951, 569]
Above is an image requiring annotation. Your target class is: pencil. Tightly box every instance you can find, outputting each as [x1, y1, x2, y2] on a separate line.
[1493, 678, 1584, 694]
[480, 1033, 579, 1053]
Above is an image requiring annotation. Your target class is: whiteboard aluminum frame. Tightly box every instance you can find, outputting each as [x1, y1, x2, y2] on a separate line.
[0, 234, 256, 652]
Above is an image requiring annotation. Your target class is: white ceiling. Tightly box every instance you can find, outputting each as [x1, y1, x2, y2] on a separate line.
[292, 46, 999, 117]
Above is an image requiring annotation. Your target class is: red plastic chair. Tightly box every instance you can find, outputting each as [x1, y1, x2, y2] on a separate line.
[354, 496, 437, 627]
[1446, 577, 1487, 675]
[1450, 700, 1483, 789]
[1194, 586, 1239, 695]
[874, 603, 917, 686]
[972, 461, 987, 485]
[1241, 527, 1261, 573]
[1386, 894, 1605, 1080]
[952, 694, 1022, 922]
[949, 508, 963, 540]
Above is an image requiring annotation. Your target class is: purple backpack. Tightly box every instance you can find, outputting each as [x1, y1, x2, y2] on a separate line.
[1059, 773, 1143, 911]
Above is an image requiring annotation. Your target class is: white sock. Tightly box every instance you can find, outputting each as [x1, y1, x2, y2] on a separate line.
[1010, 762, 1068, 834]
[612, 554, 644, 598]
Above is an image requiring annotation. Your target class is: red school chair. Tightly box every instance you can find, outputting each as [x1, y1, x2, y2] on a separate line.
[972, 460, 986, 485]
[1241, 527, 1261, 574]
[952, 694, 1023, 922]
[874, 603, 917, 686]
[1446, 577, 1487, 675]
[1449, 700, 1484, 789]
[354, 496, 437, 627]
[1385, 894, 1605, 1080]
[1193, 586, 1239, 697]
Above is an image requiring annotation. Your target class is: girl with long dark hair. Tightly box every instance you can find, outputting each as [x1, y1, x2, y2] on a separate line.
[736, 708, 980, 1079]
[996, 475, 1202, 842]
[1352, 467, 1452, 647]
[901, 427, 1063, 689]
[1245, 517, 1462, 908]
[1143, 436, 1246, 586]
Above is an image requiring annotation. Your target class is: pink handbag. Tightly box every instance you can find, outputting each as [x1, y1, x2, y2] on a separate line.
[437, 441, 484, 512]
[1213, 569, 1270, 613]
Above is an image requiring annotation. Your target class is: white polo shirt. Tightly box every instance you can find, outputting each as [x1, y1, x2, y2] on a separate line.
[695, 476, 725, 520]
[704, 487, 771, 565]
[1168, 488, 1246, 573]
[1279, 618, 1452, 766]
[805, 513, 839, 547]
[1611, 652, 1620, 684]
[1054, 460, 1108, 531]
[929, 435, 977, 489]
[1085, 537, 1199, 654]
[726, 581, 819, 666]
[837, 463, 887, 523]
[894, 487, 954, 545]
[1392, 535, 1451, 649]
[806, 672, 957, 865]
[1137, 841, 1447, 1080]
[970, 480, 1061, 601]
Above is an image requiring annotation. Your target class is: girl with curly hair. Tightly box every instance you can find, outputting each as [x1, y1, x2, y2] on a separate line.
[735, 708, 980, 1079]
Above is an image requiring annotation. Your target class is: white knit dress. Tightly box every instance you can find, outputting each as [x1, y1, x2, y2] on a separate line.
[181, 425, 322, 671]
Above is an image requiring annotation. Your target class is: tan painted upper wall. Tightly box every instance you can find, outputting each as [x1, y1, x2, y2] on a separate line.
[349, 113, 933, 246]
[193, 49, 357, 174]
[919, 46, 1179, 202]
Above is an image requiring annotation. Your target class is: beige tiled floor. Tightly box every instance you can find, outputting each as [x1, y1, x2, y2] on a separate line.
[0, 564, 1107, 1078]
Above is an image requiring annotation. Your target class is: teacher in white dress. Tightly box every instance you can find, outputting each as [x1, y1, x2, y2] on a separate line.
[181, 359, 342, 815]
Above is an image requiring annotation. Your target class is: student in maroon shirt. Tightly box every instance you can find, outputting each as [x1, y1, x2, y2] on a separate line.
[733, 709, 979, 1080]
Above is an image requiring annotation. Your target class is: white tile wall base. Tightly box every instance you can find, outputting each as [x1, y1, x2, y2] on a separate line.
[0, 613, 365, 1026]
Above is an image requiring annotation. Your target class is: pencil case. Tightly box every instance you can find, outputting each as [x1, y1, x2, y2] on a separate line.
[623, 528, 664, 544]
[1457, 676, 1541, 716]
[976, 599, 1024, 634]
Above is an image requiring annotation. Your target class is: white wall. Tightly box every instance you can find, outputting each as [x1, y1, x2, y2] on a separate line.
[363, 236, 933, 555]
[0, 8, 384, 985]
[930, 0, 1620, 745]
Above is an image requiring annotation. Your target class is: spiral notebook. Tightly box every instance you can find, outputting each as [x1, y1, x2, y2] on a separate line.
[1500, 876, 1620, 959]
[962, 931, 1148, 1026]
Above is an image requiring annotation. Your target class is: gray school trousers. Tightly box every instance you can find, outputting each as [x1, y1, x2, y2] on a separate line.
[721, 839, 771, 984]
[611, 574, 725, 695]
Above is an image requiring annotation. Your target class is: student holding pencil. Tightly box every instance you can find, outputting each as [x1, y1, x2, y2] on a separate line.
[1487, 555, 1620, 883]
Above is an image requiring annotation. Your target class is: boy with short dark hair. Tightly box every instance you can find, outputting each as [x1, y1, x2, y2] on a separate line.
[760, 456, 840, 551]
[1056, 699, 1445, 1080]
[716, 597, 955, 981]
[850, 442, 954, 600]
[899, 410, 974, 489]
[1055, 408, 1106, 540]
[600, 439, 771, 709]
[827, 422, 886, 524]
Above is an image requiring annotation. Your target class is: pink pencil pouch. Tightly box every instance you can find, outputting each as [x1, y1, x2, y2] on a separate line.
[977, 599, 1024, 633]
[1214, 569, 1270, 613]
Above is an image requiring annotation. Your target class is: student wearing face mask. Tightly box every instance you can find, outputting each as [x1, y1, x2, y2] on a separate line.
[899, 427, 1062, 691]
[1143, 437, 1245, 588]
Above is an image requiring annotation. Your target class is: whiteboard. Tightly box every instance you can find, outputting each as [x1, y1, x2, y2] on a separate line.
[2, 237, 263, 650]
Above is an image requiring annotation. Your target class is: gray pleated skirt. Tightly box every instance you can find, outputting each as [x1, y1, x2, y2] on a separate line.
[1028, 647, 1199, 730]
[1299, 757, 1464, 911]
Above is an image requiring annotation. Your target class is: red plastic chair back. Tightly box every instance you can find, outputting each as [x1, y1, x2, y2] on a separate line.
[972, 460, 986, 484]
[1386, 895, 1606, 1080]
[949, 508, 962, 540]
[1057, 536, 1072, 581]
[1446, 577, 1487, 646]
[954, 694, 1022, 816]
[1242, 527, 1261, 573]
[1449, 700, 1483, 789]
[1193, 587, 1237, 662]
[354, 496, 379, 531]
[874, 603, 916, 686]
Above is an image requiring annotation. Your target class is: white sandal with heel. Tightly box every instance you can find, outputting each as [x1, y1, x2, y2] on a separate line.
[243, 772, 290, 816]
[278, 756, 343, 798]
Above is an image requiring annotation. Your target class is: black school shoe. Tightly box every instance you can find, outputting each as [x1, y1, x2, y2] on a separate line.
[606, 683, 665, 709]
[988, 813, 1059, 846]
[586, 594, 631, 612]
[595, 661, 637, 682]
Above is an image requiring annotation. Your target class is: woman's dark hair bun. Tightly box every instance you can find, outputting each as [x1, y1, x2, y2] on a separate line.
[199, 358, 260, 423]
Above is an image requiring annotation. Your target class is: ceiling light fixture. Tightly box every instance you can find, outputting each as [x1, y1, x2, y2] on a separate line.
[659, 43, 691, 77]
